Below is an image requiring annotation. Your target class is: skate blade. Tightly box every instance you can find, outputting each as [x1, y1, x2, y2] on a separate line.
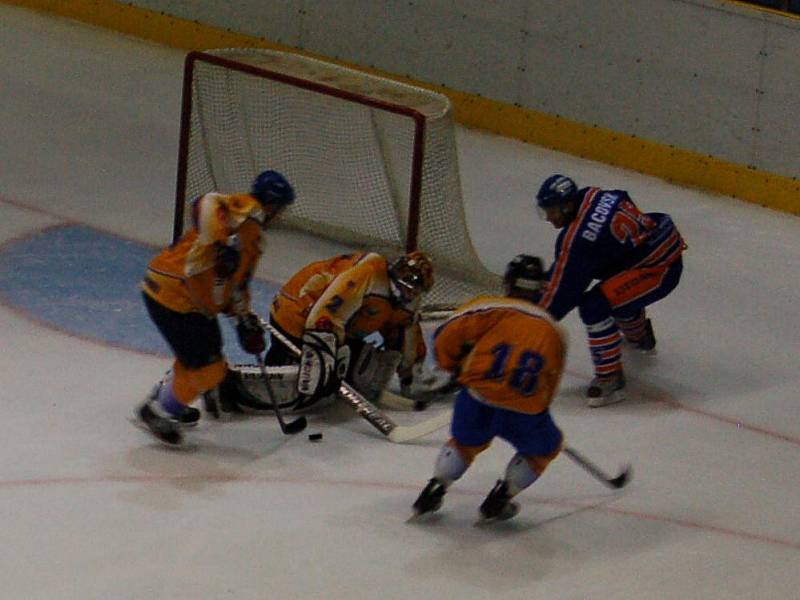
[406, 510, 442, 524]
[474, 509, 520, 526]
[127, 417, 185, 448]
[587, 389, 627, 408]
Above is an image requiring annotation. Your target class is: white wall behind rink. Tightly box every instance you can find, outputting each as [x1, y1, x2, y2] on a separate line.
[122, 0, 800, 180]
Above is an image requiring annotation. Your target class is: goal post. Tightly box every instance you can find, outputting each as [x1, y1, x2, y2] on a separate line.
[173, 48, 501, 307]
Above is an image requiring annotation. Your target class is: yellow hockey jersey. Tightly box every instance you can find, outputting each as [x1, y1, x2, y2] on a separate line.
[433, 296, 567, 414]
[142, 192, 265, 316]
[270, 252, 426, 368]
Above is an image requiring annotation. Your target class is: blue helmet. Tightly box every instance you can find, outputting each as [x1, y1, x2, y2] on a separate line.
[535, 174, 578, 209]
[251, 170, 295, 207]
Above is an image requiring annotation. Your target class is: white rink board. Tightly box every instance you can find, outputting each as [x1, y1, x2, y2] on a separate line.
[1, 5, 799, 600]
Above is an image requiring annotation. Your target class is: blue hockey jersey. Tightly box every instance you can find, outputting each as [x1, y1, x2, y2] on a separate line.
[539, 187, 684, 320]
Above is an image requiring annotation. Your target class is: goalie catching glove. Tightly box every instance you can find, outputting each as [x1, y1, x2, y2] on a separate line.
[296, 330, 350, 403]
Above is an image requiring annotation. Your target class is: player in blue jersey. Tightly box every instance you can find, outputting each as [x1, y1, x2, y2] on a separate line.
[534, 174, 685, 407]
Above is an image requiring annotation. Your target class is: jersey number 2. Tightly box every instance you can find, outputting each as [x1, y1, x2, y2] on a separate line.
[486, 344, 544, 396]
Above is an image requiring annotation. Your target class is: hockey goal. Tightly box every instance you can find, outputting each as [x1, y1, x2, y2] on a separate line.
[173, 48, 501, 308]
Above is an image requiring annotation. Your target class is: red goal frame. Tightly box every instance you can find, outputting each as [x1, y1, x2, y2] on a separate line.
[172, 50, 427, 251]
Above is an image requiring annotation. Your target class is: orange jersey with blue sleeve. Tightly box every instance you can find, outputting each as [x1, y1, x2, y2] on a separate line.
[142, 192, 265, 315]
[433, 296, 567, 415]
[271, 252, 425, 367]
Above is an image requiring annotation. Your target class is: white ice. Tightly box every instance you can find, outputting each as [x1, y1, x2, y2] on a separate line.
[1, 5, 799, 599]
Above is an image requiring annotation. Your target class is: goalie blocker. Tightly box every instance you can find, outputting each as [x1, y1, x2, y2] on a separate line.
[296, 330, 350, 407]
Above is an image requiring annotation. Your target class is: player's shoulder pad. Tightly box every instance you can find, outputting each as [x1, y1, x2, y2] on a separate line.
[450, 296, 569, 350]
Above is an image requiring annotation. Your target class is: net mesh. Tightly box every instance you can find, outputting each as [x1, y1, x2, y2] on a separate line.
[178, 49, 501, 307]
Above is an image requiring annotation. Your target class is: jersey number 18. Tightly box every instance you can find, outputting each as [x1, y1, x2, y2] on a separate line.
[486, 344, 544, 396]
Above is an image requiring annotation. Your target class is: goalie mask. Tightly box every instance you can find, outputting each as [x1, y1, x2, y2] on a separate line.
[388, 251, 434, 303]
[504, 254, 545, 302]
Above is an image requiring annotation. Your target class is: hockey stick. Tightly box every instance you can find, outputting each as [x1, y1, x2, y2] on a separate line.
[419, 307, 455, 322]
[378, 388, 427, 411]
[263, 320, 451, 443]
[337, 381, 452, 443]
[562, 446, 631, 489]
[256, 353, 307, 435]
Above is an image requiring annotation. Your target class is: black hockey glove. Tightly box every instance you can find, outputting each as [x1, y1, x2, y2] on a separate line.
[236, 313, 266, 355]
[398, 366, 414, 396]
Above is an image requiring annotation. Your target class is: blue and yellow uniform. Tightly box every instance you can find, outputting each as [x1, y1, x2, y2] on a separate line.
[433, 296, 566, 469]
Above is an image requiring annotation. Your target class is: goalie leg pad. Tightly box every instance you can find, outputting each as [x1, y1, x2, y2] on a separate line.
[350, 344, 402, 402]
[236, 364, 300, 411]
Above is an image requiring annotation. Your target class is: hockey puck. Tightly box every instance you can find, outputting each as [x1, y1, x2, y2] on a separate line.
[308, 433, 323, 442]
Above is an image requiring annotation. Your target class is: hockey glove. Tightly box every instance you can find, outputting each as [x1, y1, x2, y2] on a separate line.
[214, 234, 241, 278]
[236, 313, 266, 354]
[400, 377, 414, 396]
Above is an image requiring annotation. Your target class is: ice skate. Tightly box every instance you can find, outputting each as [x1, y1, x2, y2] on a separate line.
[135, 400, 183, 445]
[478, 480, 519, 522]
[178, 405, 201, 426]
[586, 371, 627, 408]
[411, 478, 447, 517]
[148, 380, 199, 426]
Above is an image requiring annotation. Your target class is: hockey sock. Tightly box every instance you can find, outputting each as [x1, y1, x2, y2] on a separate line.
[433, 440, 471, 484]
[615, 310, 647, 342]
[157, 376, 187, 418]
[585, 317, 623, 378]
[579, 289, 623, 377]
[503, 454, 539, 496]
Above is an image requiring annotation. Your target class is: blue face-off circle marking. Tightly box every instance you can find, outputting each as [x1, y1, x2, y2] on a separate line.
[0, 224, 280, 363]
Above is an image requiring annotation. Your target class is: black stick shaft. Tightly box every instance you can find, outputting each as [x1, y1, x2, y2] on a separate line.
[562, 446, 630, 489]
[257, 354, 306, 434]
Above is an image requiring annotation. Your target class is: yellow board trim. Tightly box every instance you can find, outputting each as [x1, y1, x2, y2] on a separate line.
[6, 0, 799, 215]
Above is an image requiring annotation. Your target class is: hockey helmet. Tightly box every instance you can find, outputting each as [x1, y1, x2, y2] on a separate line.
[389, 251, 434, 302]
[251, 170, 295, 207]
[535, 174, 580, 226]
[535, 174, 578, 209]
[504, 254, 545, 301]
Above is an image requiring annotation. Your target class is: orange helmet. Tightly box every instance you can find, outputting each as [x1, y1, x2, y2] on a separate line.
[389, 251, 434, 300]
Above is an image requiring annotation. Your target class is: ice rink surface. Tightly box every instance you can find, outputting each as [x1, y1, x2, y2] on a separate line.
[1, 5, 799, 599]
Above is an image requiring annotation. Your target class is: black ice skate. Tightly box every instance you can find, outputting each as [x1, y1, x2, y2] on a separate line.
[148, 380, 199, 426]
[412, 478, 447, 517]
[586, 371, 627, 408]
[478, 480, 519, 522]
[178, 406, 200, 426]
[136, 400, 183, 445]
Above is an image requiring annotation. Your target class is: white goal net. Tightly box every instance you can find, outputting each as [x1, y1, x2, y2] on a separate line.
[174, 48, 501, 307]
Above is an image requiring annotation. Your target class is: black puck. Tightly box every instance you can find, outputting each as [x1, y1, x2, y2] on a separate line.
[308, 432, 323, 441]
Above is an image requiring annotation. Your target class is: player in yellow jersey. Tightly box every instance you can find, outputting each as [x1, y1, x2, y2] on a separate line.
[135, 170, 294, 445]
[412, 254, 568, 522]
[212, 250, 434, 414]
